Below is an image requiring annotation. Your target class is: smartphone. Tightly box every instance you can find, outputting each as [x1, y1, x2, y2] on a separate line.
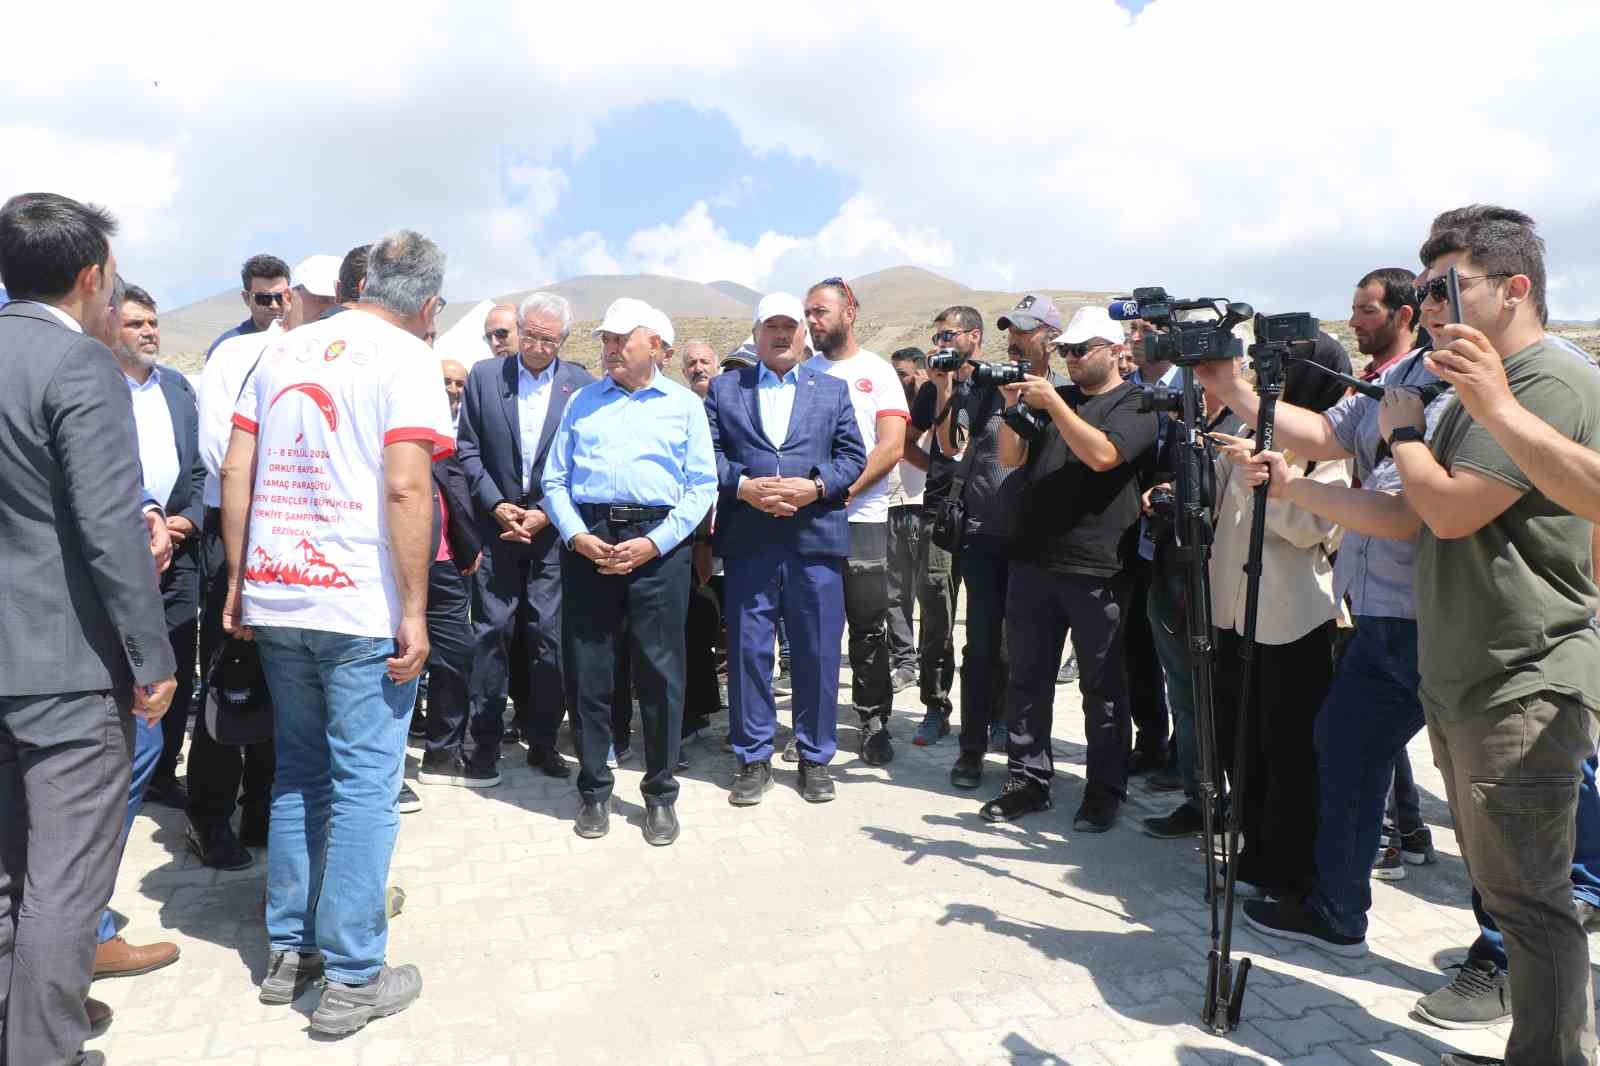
[1446, 266, 1464, 325]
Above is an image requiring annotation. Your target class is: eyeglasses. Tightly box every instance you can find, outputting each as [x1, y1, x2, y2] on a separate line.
[931, 328, 973, 344]
[434, 296, 448, 313]
[1061, 340, 1115, 358]
[251, 292, 287, 307]
[521, 331, 563, 350]
[483, 328, 512, 344]
[1418, 273, 1512, 304]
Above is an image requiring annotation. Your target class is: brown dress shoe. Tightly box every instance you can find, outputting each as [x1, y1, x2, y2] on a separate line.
[86, 996, 113, 1035]
[94, 935, 180, 978]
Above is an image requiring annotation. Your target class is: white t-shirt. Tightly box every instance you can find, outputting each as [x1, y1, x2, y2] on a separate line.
[804, 349, 909, 523]
[232, 310, 455, 638]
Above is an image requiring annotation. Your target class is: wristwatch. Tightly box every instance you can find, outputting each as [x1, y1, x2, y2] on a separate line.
[812, 476, 827, 501]
[1388, 425, 1426, 446]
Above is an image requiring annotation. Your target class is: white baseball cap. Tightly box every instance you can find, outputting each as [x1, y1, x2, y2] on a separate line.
[753, 292, 804, 327]
[647, 308, 675, 348]
[591, 297, 658, 339]
[292, 255, 341, 298]
[1057, 305, 1125, 347]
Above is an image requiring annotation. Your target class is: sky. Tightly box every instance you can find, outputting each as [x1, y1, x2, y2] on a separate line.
[3, 0, 1598, 321]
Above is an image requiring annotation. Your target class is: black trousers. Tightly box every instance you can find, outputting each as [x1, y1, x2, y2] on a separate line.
[1123, 557, 1169, 759]
[1213, 621, 1335, 898]
[916, 511, 959, 715]
[958, 534, 1011, 754]
[844, 521, 892, 722]
[1003, 563, 1132, 796]
[154, 616, 197, 782]
[188, 513, 275, 829]
[470, 540, 565, 751]
[422, 559, 475, 760]
[684, 583, 722, 727]
[885, 505, 923, 674]
[561, 514, 690, 808]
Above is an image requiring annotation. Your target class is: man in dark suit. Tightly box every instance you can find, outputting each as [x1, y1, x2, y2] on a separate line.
[417, 360, 491, 786]
[0, 192, 177, 1066]
[455, 292, 594, 776]
[705, 293, 866, 806]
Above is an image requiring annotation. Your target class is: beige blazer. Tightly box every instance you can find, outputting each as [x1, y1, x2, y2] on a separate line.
[1210, 439, 1350, 645]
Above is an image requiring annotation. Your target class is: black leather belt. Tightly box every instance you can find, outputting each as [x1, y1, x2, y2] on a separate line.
[578, 502, 672, 524]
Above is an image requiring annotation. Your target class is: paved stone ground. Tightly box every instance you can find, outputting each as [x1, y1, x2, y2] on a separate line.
[91, 636, 1528, 1065]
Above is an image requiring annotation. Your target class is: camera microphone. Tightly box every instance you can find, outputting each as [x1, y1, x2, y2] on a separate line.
[1107, 299, 1143, 321]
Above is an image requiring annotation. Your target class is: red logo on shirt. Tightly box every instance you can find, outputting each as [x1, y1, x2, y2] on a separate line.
[268, 382, 340, 432]
[854, 378, 873, 393]
[323, 340, 346, 362]
[245, 540, 357, 589]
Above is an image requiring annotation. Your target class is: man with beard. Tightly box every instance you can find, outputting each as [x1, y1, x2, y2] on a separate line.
[803, 279, 908, 766]
[981, 319, 1157, 829]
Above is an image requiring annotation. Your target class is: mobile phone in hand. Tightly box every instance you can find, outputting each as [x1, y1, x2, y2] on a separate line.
[1446, 266, 1464, 325]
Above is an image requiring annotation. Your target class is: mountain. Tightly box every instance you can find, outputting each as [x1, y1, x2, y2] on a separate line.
[849, 265, 972, 318]
[709, 280, 762, 307]
[154, 288, 252, 358]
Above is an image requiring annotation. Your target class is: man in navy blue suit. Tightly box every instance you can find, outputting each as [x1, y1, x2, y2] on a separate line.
[705, 293, 866, 805]
[455, 292, 594, 777]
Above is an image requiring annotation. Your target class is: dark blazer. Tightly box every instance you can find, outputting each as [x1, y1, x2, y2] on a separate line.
[455, 355, 594, 558]
[705, 362, 866, 559]
[0, 301, 177, 696]
[432, 453, 482, 574]
[153, 365, 205, 627]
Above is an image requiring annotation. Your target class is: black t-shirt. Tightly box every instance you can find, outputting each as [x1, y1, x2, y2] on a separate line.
[1012, 380, 1159, 577]
[910, 381, 969, 504]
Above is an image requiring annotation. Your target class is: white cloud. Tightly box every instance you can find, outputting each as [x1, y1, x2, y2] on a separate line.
[4, 0, 1599, 318]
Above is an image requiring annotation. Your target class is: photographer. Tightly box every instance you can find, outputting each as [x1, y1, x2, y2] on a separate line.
[932, 297, 1067, 791]
[977, 322, 1157, 830]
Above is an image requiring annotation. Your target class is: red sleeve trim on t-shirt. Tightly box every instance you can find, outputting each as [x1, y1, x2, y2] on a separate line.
[384, 427, 455, 459]
[231, 414, 258, 434]
[876, 409, 911, 421]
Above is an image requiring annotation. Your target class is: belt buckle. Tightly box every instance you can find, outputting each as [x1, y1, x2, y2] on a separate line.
[608, 505, 634, 523]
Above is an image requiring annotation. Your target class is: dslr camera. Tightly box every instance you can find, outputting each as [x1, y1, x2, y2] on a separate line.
[926, 348, 1029, 388]
[1145, 484, 1178, 543]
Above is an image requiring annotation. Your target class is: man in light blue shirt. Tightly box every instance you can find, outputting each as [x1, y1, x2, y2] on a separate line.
[542, 298, 716, 846]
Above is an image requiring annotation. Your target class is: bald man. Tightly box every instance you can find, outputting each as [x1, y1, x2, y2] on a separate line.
[482, 303, 518, 360]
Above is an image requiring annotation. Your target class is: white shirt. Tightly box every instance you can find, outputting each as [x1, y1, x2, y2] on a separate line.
[803, 349, 909, 523]
[232, 310, 455, 638]
[199, 322, 284, 507]
[756, 361, 800, 447]
[517, 359, 555, 492]
[18, 300, 81, 333]
[125, 368, 180, 509]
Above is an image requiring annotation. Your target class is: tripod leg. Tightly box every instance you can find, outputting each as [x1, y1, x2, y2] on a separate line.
[1226, 957, 1252, 1030]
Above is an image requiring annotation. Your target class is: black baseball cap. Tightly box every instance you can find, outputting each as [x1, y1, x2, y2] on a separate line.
[204, 638, 274, 747]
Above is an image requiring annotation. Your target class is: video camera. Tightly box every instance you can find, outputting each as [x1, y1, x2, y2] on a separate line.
[926, 348, 1029, 388]
[1109, 286, 1254, 367]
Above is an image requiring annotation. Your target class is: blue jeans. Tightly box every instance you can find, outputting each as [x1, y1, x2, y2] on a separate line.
[1146, 562, 1198, 803]
[1307, 617, 1425, 940]
[96, 717, 163, 942]
[1469, 751, 1600, 971]
[254, 626, 417, 985]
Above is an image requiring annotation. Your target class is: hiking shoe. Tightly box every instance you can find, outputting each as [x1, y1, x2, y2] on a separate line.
[890, 665, 917, 693]
[860, 717, 894, 767]
[987, 721, 1006, 754]
[1372, 844, 1407, 881]
[259, 950, 325, 1005]
[1400, 827, 1437, 865]
[417, 752, 500, 789]
[913, 710, 950, 746]
[1073, 786, 1120, 833]
[310, 963, 422, 1036]
[729, 761, 774, 806]
[950, 751, 984, 790]
[980, 778, 1052, 823]
[1242, 897, 1367, 958]
[396, 784, 422, 814]
[799, 760, 836, 803]
[1413, 958, 1511, 1030]
[1142, 802, 1205, 839]
[1057, 654, 1078, 684]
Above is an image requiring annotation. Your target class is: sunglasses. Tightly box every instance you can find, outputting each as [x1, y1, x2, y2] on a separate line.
[816, 276, 859, 309]
[1061, 340, 1114, 358]
[251, 292, 287, 307]
[931, 328, 972, 344]
[1418, 273, 1511, 304]
[483, 327, 512, 344]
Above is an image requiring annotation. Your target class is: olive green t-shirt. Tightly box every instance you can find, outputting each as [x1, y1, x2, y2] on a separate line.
[1415, 338, 1600, 718]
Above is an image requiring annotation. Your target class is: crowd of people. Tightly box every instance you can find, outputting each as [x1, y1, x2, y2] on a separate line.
[0, 190, 1596, 1066]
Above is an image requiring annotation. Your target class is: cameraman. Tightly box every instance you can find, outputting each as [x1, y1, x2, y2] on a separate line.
[978, 320, 1157, 830]
[933, 297, 1067, 791]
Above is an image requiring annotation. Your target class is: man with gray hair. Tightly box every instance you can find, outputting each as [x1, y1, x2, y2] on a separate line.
[456, 290, 594, 775]
[219, 228, 455, 1036]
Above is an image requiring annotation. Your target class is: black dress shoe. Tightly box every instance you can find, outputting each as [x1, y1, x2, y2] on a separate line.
[799, 760, 835, 803]
[574, 800, 610, 839]
[527, 745, 571, 777]
[185, 821, 253, 871]
[729, 760, 773, 806]
[145, 774, 189, 808]
[239, 807, 269, 848]
[950, 751, 984, 790]
[643, 804, 680, 846]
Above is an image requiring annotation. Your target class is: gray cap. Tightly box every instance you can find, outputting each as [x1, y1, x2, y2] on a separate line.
[997, 292, 1063, 332]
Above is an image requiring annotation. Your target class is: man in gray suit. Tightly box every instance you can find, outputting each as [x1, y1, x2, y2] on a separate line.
[0, 193, 177, 1066]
